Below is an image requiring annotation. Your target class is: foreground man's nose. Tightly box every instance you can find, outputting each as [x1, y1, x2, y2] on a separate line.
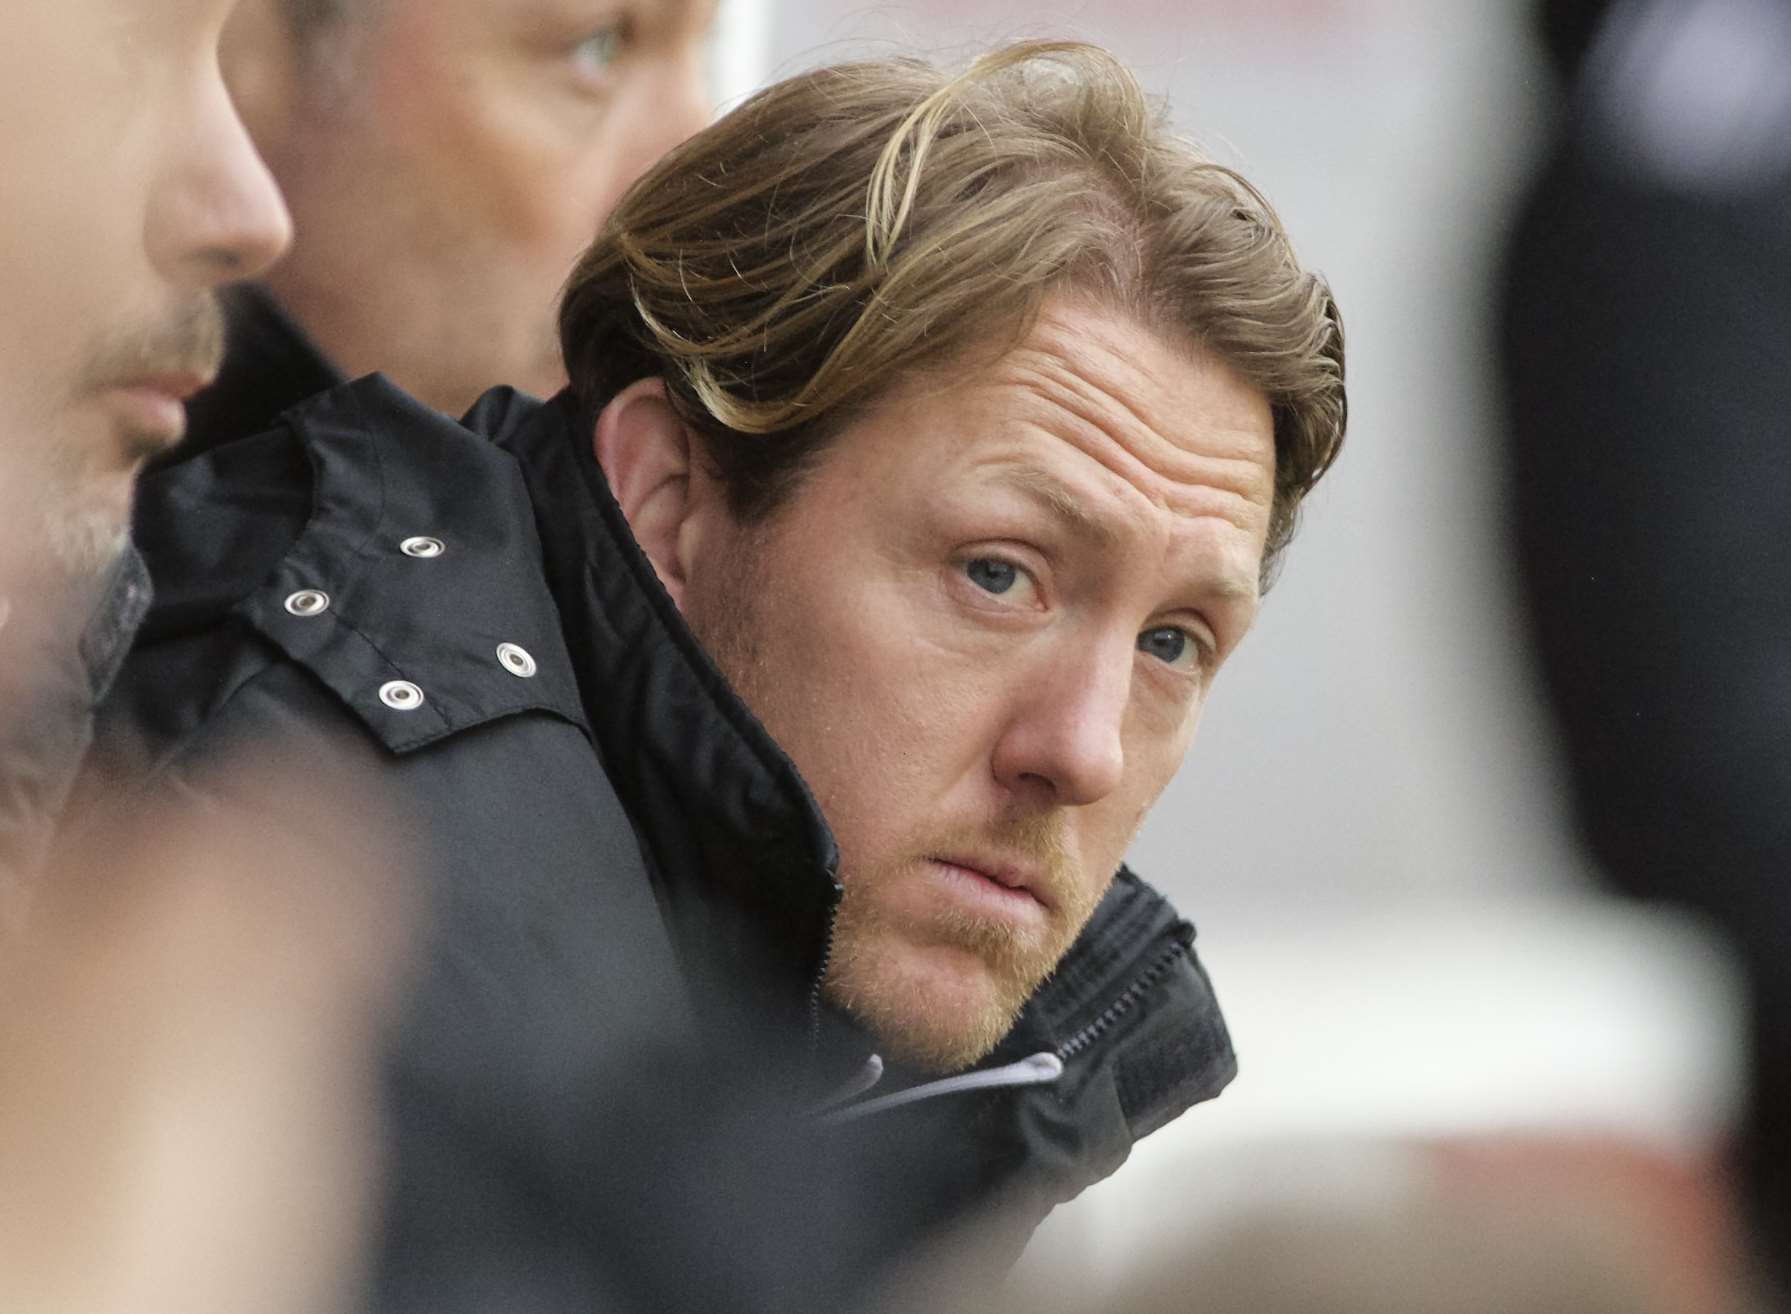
[147, 72, 293, 289]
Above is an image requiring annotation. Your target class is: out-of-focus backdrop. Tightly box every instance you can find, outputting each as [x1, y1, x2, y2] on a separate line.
[729, 0, 1749, 1299]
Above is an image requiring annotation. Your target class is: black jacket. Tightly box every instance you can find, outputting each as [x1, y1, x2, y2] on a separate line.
[91, 375, 1236, 1312]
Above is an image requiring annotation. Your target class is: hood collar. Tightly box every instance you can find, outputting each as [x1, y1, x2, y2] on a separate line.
[482, 388, 842, 1044]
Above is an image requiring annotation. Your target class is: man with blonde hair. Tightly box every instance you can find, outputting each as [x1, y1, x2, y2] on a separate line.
[93, 40, 1345, 1312]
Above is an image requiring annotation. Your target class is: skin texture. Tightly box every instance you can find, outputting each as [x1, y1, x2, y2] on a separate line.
[600, 300, 1277, 1072]
[223, 0, 715, 414]
[0, 0, 291, 581]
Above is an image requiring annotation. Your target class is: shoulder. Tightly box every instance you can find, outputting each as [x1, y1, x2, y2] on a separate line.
[114, 375, 588, 760]
[139, 375, 517, 632]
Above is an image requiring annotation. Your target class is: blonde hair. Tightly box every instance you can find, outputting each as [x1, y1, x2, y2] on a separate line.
[560, 40, 1346, 583]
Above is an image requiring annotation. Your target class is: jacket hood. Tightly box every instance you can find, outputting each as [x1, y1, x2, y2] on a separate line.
[476, 387, 843, 1049]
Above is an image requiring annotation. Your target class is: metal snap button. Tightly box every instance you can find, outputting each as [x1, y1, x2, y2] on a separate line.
[284, 589, 330, 617]
[400, 536, 445, 559]
[496, 642, 537, 678]
[378, 679, 425, 710]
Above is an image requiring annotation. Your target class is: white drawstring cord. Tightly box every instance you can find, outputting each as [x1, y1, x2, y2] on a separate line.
[807, 1053, 886, 1116]
[820, 1051, 1064, 1125]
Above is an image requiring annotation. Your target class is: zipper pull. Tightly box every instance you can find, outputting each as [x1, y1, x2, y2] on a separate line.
[807, 1052, 885, 1117]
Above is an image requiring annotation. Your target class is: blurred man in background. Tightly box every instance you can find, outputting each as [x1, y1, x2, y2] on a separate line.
[1499, 0, 1791, 1296]
[178, 0, 716, 452]
[0, 0, 291, 906]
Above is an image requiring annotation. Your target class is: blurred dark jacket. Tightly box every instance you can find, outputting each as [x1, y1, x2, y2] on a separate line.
[87, 374, 1236, 1313]
[1499, 0, 1791, 1287]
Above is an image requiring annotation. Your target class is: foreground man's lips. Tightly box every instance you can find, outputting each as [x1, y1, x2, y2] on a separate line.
[103, 370, 213, 451]
[929, 853, 1053, 914]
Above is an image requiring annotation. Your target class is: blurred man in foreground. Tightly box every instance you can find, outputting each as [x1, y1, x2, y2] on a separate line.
[0, 6, 414, 1314]
[96, 41, 1346, 1312]
[0, 0, 292, 906]
[176, 0, 716, 452]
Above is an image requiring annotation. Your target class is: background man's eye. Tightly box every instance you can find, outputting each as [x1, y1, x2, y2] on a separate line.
[571, 23, 627, 79]
[964, 558, 1018, 595]
[1138, 626, 1194, 667]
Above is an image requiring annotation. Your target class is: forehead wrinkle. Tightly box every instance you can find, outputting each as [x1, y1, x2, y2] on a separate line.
[988, 349, 1272, 534]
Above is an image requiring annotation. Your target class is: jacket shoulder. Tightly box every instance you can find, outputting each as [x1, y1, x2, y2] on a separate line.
[118, 375, 587, 761]
[133, 419, 310, 640]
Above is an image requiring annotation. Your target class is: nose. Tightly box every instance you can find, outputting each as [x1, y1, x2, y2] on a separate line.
[623, 51, 713, 181]
[990, 643, 1130, 808]
[145, 62, 292, 290]
[662, 50, 715, 149]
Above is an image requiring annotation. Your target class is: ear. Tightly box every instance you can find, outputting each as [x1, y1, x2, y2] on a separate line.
[593, 378, 717, 610]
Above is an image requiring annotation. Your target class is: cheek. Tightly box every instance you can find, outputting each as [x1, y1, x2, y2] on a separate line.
[1075, 698, 1202, 857]
[370, 57, 605, 255]
[769, 605, 986, 830]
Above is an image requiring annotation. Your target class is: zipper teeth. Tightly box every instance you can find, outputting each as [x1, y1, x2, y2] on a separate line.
[807, 887, 842, 1057]
[1054, 937, 1191, 1062]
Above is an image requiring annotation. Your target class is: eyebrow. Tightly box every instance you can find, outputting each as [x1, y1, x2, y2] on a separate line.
[988, 466, 1122, 549]
[985, 465, 1260, 605]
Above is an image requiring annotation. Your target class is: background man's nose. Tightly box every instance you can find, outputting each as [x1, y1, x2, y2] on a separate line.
[625, 55, 714, 184]
[146, 71, 292, 289]
[990, 646, 1130, 807]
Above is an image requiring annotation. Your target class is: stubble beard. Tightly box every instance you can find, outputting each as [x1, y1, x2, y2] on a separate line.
[687, 531, 1101, 1075]
[822, 813, 1096, 1074]
[26, 296, 227, 582]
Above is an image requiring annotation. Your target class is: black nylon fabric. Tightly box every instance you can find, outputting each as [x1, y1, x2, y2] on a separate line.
[483, 386, 841, 1046]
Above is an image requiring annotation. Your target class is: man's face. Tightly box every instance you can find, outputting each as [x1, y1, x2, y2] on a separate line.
[0, 0, 291, 580]
[239, 0, 715, 415]
[683, 301, 1277, 1072]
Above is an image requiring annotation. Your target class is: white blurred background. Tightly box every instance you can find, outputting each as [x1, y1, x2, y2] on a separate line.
[725, 0, 1747, 1281]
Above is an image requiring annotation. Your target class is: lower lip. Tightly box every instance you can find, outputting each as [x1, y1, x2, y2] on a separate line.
[101, 385, 190, 452]
[926, 860, 1049, 924]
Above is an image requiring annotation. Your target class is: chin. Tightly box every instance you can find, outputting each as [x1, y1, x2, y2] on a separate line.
[44, 487, 132, 581]
[824, 941, 1028, 1075]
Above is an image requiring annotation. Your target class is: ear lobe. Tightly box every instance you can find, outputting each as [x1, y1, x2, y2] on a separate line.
[593, 378, 704, 608]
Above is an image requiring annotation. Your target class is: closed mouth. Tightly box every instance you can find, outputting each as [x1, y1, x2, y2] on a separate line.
[930, 853, 1052, 912]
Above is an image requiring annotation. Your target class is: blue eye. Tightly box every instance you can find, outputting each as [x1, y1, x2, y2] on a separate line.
[1137, 626, 1194, 667]
[964, 558, 1019, 594]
